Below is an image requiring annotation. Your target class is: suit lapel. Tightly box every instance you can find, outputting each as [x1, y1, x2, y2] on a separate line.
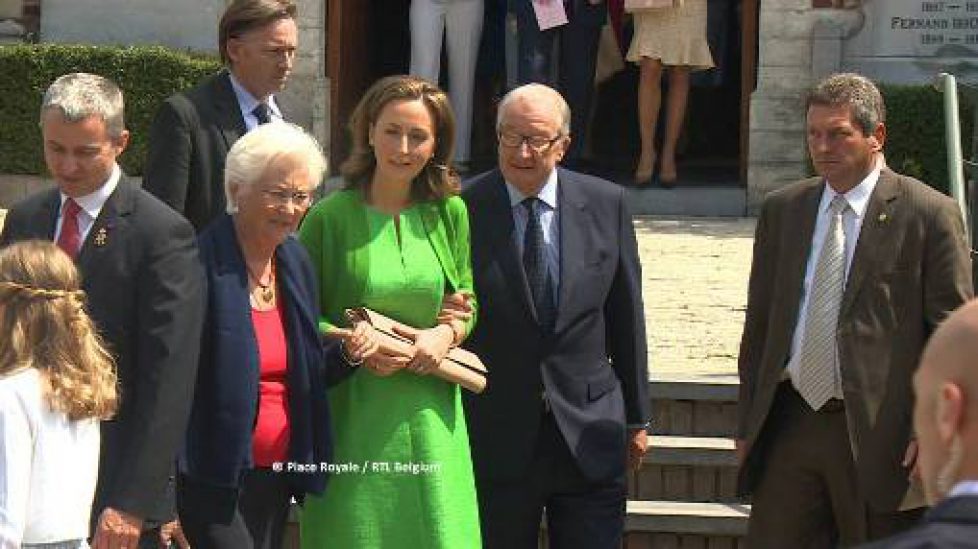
[839, 170, 900, 318]
[554, 171, 589, 334]
[215, 71, 247, 151]
[479, 171, 537, 323]
[76, 178, 134, 273]
[779, 180, 823, 339]
[35, 191, 60, 240]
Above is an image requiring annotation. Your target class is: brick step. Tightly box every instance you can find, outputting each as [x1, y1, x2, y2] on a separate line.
[631, 436, 742, 502]
[623, 500, 750, 548]
[650, 379, 739, 437]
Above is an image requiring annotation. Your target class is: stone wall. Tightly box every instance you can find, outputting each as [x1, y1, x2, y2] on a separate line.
[747, 0, 864, 210]
[0, 175, 51, 209]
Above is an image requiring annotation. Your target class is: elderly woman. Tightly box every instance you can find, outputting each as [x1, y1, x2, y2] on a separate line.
[297, 75, 480, 547]
[176, 122, 361, 549]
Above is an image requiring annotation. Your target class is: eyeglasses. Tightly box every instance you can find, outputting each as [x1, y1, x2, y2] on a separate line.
[261, 189, 312, 207]
[497, 131, 564, 153]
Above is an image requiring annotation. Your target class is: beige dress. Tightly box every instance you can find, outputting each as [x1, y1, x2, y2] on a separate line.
[626, 0, 715, 70]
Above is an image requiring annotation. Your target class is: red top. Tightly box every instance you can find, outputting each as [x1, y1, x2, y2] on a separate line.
[251, 304, 290, 466]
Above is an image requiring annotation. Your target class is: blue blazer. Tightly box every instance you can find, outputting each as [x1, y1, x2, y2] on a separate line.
[179, 214, 344, 519]
[462, 168, 650, 484]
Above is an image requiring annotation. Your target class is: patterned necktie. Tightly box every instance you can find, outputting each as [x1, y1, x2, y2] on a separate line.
[252, 103, 272, 125]
[797, 195, 850, 411]
[523, 197, 556, 331]
[56, 198, 82, 259]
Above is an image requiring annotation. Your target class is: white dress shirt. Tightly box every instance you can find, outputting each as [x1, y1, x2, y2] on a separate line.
[53, 164, 120, 246]
[506, 169, 561, 303]
[785, 160, 883, 395]
[228, 72, 284, 131]
[0, 368, 100, 548]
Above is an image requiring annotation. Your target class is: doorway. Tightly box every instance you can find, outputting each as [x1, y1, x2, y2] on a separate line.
[326, 0, 757, 185]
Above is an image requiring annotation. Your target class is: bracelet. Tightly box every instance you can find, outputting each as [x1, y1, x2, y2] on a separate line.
[446, 321, 464, 347]
[339, 342, 364, 367]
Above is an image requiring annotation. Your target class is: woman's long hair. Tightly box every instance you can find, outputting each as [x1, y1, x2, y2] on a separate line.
[341, 75, 459, 201]
[0, 240, 117, 420]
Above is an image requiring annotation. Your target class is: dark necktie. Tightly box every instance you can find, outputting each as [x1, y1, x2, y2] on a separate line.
[56, 198, 82, 259]
[252, 103, 272, 125]
[522, 197, 556, 331]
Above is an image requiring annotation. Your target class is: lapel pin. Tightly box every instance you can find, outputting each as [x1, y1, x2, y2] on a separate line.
[94, 227, 108, 247]
[878, 213, 889, 224]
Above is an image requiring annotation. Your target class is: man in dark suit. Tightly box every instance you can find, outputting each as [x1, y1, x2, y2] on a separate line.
[862, 300, 978, 548]
[143, 0, 297, 231]
[0, 73, 205, 549]
[461, 83, 650, 548]
[511, 0, 606, 166]
[737, 72, 973, 546]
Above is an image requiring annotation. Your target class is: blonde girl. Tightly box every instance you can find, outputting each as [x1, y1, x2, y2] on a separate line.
[0, 240, 117, 549]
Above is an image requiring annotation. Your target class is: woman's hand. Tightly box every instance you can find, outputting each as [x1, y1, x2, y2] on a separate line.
[437, 292, 473, 346]
[394, 324, 454, 375]
[329, 321, 380, 364]
[437, 292, 473, 326]
[363, 352, 412, 377]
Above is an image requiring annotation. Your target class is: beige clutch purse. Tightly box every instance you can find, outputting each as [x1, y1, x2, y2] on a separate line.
[345, 307, 488, 394]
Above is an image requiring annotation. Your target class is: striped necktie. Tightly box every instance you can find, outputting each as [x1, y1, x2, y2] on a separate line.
[796, 195, 850, 411]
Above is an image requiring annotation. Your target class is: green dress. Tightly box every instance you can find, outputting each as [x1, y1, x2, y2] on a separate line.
[297, 190, 481, 548]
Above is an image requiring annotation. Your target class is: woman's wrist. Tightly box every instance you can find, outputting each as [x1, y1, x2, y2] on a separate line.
[440, 321, 463, 347]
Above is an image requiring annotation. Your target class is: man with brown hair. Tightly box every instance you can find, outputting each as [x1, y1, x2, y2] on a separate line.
[736, 72, 973, 546]
[144, 0, 297, 231]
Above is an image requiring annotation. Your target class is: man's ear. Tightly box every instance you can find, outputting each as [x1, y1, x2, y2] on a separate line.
[936, 382, 964, 445]
[868, 122, 886, 153]
[112, 129, 130, 157]
[226, 37, 245, 68]
[555, 135, 571, 162]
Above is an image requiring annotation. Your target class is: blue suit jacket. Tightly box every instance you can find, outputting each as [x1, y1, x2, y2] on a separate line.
[179, 214, 345, 519]
[462, 168, 650, 484]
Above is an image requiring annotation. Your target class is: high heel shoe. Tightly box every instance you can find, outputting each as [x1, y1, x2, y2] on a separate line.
[633, 155, 656, 186]
[659, 159, 677, 189]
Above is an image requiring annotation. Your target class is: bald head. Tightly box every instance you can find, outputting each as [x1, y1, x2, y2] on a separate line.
[496, 83, 571, 136]
[914, 299, 978, 503]
[920, 300, 978, 395]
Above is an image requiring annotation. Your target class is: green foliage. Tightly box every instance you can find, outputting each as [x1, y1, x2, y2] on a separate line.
[881, 84, 976, 194]
[0, 44, 220, 176]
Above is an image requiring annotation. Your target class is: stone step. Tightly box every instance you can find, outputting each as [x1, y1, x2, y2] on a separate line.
[650, 379, 740, 437]
[647, 435, 738, 467]
[623, 500, 750, 548]
[631, 436, 742, 503]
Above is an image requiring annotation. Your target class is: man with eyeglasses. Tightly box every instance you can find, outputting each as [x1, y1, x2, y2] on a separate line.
[144, 0, 298, 232]
[459, 83, 651, 548]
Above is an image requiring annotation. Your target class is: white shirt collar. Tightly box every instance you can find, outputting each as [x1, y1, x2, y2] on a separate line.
[228, 71, 282, 119]
[948, 481, 978, 498]
[820, 156, 883, 218]
[60, 163, 120, 218]
[505, 169, 559, 210]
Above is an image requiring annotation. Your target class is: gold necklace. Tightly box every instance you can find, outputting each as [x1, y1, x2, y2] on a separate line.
[245, 259, 275, 304]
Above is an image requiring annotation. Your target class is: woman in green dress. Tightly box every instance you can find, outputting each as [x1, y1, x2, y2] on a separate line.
[297, 75, 481, 548]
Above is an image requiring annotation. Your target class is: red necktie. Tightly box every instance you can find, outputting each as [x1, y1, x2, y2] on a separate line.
[57, 198, 82, 258]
